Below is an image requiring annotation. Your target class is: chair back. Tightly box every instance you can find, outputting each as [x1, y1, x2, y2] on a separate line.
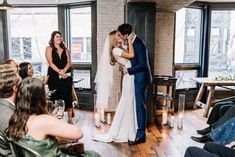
[0, 130, 12, 156]
[0, 130, 42, 157]
[8, 140, 42, 157]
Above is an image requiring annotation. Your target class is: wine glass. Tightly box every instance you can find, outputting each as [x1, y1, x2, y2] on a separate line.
[47, 100, 55, 113]
[54, 99, 65, 119]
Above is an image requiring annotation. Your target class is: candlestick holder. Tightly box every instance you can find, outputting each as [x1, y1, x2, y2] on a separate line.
[177, 94, 185, 130]
[93, 94, 100, 127]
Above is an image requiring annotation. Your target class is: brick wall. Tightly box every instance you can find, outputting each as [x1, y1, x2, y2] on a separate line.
[97, 0, 124, 111]
[96, 2, 177, 111]
[155, 11, 175, 76]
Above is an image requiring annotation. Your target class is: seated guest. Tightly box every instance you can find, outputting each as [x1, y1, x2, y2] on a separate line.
[197, 104, 235, 136]
[191, 116, 235, 145]
[0, 64, 21, 131]
[5, 77, 100, 157]
[184, 142, 235, 157]
[19, 62, 48, 83]
[197, 101, 235, 135]
[0, 64, 21, 156]
[19, 62, 34, 79]
[3, 59, 20, 73]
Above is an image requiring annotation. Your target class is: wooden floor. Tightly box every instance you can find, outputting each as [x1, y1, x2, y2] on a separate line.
[71, 109, 208, 157]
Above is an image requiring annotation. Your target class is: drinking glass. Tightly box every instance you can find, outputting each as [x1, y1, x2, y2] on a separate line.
[55, 99, 65, 119]
[47, 100, 55, 113]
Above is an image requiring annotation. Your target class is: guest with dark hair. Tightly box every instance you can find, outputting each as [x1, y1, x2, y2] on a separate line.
[19, 62, 34, 79]
[19, 61, 48, 83]
[5, 77, 100, 157]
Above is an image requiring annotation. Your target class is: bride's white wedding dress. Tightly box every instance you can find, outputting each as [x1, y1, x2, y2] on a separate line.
[93, 47, 137, 143]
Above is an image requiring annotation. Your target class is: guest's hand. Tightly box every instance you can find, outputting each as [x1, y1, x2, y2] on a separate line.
[40, 75, 49, 84]
[225, 141, 235, 148]
[62, 73, 68, 79]
[58, 69, 65, 76]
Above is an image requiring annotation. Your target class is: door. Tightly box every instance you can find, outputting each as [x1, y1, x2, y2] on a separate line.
[128, 2, 156, 123]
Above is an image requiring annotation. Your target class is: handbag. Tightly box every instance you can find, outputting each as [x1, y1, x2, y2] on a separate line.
[60, 141, 85, 156]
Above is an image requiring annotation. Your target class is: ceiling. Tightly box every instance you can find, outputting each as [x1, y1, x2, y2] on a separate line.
[2, 0, 93, 5]
[2, 0, 235, 12]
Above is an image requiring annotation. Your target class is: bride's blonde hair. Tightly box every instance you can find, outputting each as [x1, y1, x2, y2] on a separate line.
[109, 30, 118, 66]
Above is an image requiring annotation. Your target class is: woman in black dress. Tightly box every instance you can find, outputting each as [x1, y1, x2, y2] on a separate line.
[45, 31, 73, 124]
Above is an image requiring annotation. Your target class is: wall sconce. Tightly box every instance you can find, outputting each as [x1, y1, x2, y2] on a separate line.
[0, 0, 14, 10]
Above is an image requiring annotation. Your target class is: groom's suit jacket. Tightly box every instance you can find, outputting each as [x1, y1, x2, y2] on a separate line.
[127, 36, 152, 87]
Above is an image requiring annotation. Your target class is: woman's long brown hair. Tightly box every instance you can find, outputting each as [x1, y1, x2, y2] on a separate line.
[5, 77, 48, 140]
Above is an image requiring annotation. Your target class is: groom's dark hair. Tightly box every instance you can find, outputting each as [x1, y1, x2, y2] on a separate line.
[118, 23, 133, 36]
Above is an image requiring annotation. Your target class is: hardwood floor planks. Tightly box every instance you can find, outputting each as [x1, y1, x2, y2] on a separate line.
[72, 109, 207, 157]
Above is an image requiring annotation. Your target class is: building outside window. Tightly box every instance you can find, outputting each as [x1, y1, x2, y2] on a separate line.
[8, 7, 58, 77]
[70, 7, 91, 63]
[70, 7, 92, 90]
[208, 10, 235, 78]
[174, 8, 202, 89]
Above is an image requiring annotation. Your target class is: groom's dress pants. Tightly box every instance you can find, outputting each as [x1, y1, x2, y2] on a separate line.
[135, 86, 147, 139]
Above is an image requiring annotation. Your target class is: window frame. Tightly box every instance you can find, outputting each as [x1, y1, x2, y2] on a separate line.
[174, 6, 204, 90]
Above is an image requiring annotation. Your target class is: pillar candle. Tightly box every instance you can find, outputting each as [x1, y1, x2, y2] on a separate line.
[94, 112, 100, 127]
[107, 113, 111, 125]
[100, 108, 105, 122]
[162, 111, 168, 125]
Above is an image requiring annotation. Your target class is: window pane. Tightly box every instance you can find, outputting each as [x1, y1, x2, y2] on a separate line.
[73, 69, 91, 89]
[175, 70, 197, 89]
[208, 11, 235, 78]
[70, 7, 91, 63]
[8, 8, 58, 76]
[175, 8, 201, 64]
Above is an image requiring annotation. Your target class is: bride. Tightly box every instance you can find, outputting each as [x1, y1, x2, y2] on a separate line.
[93, 30, 137, 142]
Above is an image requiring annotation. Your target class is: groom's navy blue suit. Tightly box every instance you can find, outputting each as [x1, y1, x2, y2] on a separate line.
[127, 36, 152, 139]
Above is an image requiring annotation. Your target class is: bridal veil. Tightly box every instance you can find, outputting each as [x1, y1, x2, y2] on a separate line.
[94, 35, 113, 109]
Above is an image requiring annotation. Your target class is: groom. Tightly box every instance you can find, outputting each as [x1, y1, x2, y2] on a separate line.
[117, 23, 152, 145]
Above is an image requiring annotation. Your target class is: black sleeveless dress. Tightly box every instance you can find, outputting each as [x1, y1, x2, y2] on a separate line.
[47, 48, 73, 110]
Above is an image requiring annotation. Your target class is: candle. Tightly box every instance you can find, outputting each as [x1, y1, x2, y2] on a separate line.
[107, 113, 111, 125]
[170, 115, 174, 127]
[162, 111, 168, 125]
[177, 113, 183, 129]
[100, 108, 105, 122]
[94, 112, 100, 127]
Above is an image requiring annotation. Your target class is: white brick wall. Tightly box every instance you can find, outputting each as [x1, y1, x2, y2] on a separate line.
[97, 0, 125, 111]
[96, 2, 176, 111]
[155, 11, 174, 76]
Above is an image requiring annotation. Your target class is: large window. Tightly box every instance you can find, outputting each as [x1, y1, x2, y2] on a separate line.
[8, 7, 58, 76]
[208, 10, 235, 78]
[174, 8, 202, 89]
[175, 8, 201, 64]
[70, 7, 91, 63]
[69, 7, 92, 90]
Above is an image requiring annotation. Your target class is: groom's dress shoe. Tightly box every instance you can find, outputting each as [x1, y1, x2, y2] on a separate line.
[128, 138, 146, 145]
[191, 134, 212, 143]
[197, 126, 211, 135]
